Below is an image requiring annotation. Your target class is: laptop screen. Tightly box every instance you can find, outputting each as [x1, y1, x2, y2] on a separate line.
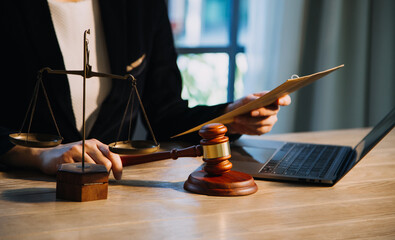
[353, 107, 395, 164]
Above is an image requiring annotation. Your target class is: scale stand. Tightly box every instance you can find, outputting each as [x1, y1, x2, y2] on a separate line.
[56, 163, 109, 202]
[10, 29, 159, 201]
[56, 30, 109, 201]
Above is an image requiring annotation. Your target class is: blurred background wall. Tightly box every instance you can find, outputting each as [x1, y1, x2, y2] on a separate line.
[166, 0, 395, 134]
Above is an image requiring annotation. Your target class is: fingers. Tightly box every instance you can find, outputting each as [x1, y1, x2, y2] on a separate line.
[250, 103, 279, 117]
[230, 114, 278, 135]
[57, 139, 123, 180]
[225, 94, 260, 112]
[97, 144, 123, 180]
[235, 114, 278, 126]
[61, 144, 94, 164]
[278, 94, 291, 106]
[85, 141, 113, 170]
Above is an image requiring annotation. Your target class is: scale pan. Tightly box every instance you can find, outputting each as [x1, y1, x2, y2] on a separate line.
[9, 133, 63, 148]
[108, 140, 159, 155]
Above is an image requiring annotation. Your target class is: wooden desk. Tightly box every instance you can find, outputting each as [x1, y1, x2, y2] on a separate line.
[1, 128, 394, 239]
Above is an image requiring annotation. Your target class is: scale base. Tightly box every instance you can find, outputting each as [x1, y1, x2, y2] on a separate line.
[184, 170, 258, 196]
[56, 163, 109, 202]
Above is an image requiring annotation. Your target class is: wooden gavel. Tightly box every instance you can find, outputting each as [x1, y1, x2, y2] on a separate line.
[121, 145, 203, 166]
[121, 123, 232, 175]
[120, 123, 257, 196]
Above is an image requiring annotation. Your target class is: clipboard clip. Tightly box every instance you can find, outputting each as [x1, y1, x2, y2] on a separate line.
[291, 74, 300, 79]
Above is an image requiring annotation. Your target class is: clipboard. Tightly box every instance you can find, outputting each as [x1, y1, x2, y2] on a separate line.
[172, 64, 344, 138]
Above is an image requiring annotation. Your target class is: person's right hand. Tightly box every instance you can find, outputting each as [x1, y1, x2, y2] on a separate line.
[225, 93, 291, 135]
[38, 139, 123, 180]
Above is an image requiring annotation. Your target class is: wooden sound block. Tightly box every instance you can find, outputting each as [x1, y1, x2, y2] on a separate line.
[56, 163, 109, 202]
[184, 170, 258, 196]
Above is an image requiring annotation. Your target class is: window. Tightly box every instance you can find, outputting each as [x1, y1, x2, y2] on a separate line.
[168, 0, 248, 107]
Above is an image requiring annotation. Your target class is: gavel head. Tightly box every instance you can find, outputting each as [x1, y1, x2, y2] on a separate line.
[185, 123, 258, 196]
[198, 123, 232, 176]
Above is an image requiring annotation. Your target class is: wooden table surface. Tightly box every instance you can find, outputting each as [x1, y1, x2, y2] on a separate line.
[1, 128, 394, 240]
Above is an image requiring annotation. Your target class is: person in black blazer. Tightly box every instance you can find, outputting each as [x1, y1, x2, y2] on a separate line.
[0, 0, 290, 179]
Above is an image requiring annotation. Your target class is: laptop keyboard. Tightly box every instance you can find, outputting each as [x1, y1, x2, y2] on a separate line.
[260, 143, 341, 178]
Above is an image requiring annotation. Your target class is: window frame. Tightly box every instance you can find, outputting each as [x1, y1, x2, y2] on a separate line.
[171, 0, 244, 102]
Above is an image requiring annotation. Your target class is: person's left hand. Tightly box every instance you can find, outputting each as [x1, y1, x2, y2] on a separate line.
[225, 92, 291, 135]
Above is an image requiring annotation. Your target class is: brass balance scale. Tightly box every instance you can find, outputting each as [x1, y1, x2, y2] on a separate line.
[9, 30, 258, 201]
[9, 29, 159, 154]
[8, 30, 161, 201]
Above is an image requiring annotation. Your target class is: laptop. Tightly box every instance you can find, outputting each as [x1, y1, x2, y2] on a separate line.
[230, 107, 395, 186]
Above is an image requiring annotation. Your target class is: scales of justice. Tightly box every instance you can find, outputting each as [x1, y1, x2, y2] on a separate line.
[9, 30, 257, 201]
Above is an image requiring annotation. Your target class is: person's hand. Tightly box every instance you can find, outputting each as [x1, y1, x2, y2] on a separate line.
[38, 139, 123, 180]
[225, 92, 291, 135]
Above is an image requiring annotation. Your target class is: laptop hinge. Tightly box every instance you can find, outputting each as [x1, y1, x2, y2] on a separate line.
[334, 149, 356, 182]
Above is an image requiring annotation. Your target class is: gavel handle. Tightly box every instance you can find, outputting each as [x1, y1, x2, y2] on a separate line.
[121, 145, 203, 166]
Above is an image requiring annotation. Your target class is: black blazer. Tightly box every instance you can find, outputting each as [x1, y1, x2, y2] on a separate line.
[0, 0, 229, 156]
